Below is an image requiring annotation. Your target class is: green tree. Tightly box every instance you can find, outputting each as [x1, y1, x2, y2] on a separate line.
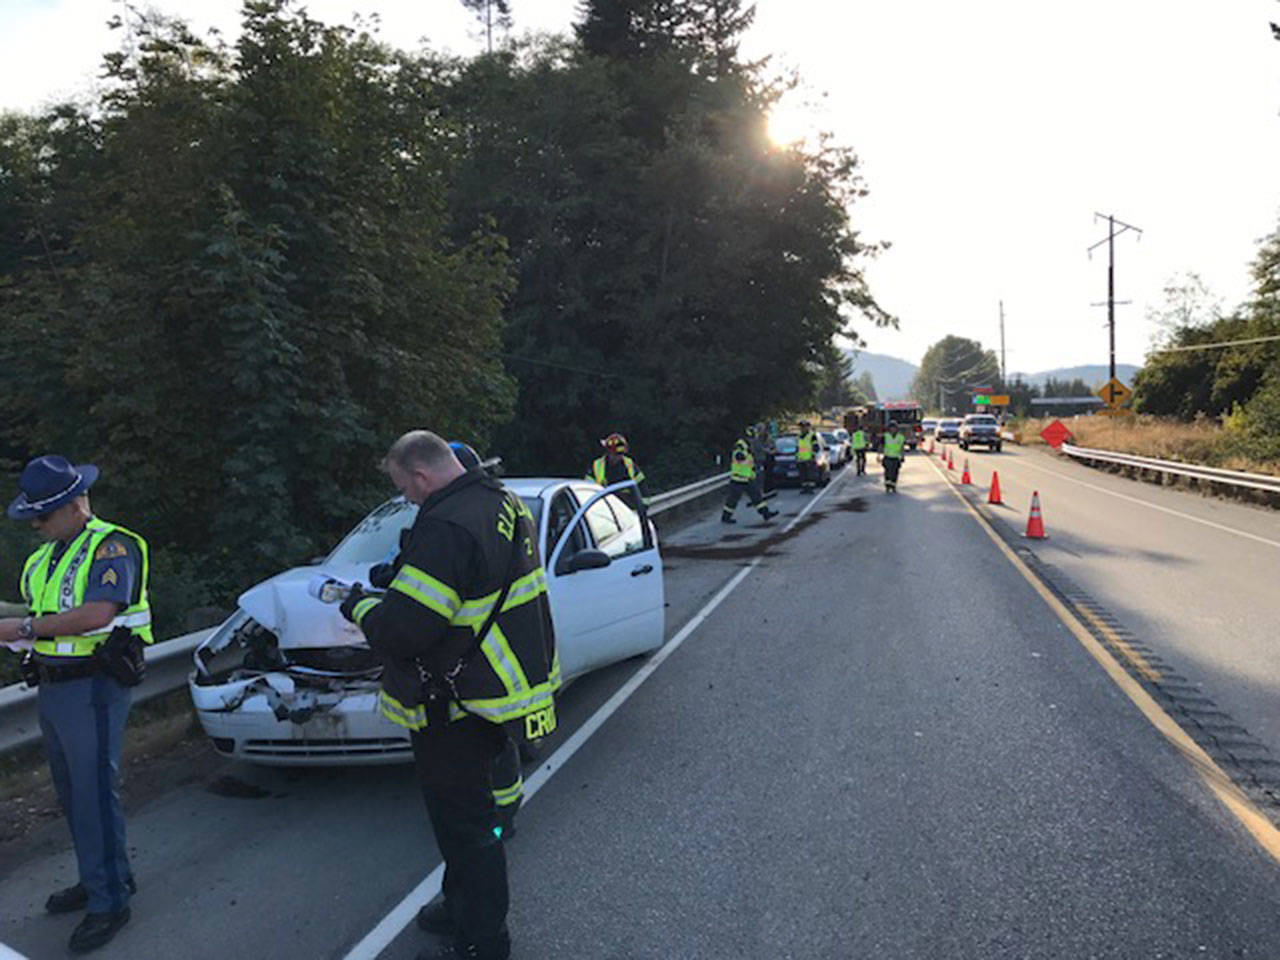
[911, 336, 1000, 415]
[852, 369, 877, 403]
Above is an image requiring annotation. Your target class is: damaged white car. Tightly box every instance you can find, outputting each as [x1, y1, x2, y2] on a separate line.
[189, 479, 665, 765]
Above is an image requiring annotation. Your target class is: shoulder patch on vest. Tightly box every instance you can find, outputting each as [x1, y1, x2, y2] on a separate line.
[94, 539, 128, 561]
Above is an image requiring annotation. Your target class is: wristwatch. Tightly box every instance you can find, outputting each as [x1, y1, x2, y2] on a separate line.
[17, 616, 35, 641]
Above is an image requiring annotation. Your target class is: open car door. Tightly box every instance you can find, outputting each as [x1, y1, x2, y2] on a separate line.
[545, 481, 665, 680]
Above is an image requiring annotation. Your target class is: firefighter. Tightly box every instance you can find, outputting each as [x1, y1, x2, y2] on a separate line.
[850, 422, 869, 476]
[366, 441, 525, 841]
[881, 421, 906, 493]
[0, 456, 151, 953]
[796, 420, 821, 492]
[341, 431, 558, 960]
[750, 422, 775, 493]
[587, 433, 645, 510]
[722, 426, 779, 525]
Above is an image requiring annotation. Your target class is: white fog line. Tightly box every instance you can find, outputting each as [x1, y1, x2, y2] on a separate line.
[341, 475, 847, 960]
[1008, 451, 1280, 551]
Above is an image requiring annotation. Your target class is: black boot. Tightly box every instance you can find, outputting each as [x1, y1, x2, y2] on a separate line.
[416, 898, 455, 936]
[720, 512, 736, 524]
[69, 909, 130, 954]
[759, 507, 778, 521]
[47, 877, 137, 915]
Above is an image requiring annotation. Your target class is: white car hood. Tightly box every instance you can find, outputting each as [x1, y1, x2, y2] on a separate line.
[238, 564, 371, 650]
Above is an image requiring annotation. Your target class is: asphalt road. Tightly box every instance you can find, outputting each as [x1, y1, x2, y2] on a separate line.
[933, 441, 1280, 757]
[4, 455, 1280, 958]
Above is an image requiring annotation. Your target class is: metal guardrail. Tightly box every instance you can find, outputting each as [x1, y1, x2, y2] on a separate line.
[1061, 443, 1280, 494]
[0, 629, 214, 757]
[0, 472, 732, 759]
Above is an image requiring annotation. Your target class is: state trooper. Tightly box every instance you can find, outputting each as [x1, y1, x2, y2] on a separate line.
[340, 431, 558, 960]
[0, 456, 152, 953]
[721, 426, 779, 525]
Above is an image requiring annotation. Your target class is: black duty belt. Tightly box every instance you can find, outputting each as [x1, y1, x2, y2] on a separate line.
[37, 658, 102, 683]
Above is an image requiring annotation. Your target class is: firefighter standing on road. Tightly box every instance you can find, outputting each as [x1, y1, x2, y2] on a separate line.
[0, 456, 151, 954]
[722, 426, 779, 525]
[796, 420, 821, 492]
[340, 431, 559, 960]
[881, 421, 906, 493]
[588, 433, 645, 510]
[850, 422, 869, 476]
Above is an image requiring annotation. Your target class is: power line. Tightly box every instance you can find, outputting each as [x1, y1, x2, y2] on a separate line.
[1088, 213, 1142, 382]
[1152, 333, 1280, 354]
[499, 352, 631, 381]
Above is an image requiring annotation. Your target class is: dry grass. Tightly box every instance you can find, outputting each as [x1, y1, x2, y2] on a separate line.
[1011, 415, 1280, 477]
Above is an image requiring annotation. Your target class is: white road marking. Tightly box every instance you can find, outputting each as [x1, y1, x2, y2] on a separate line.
[341, 474, 848, 960]
[1005, 451, 1280, 551]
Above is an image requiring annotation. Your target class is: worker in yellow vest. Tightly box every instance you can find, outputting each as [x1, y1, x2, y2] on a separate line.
[722, 426, 779, 524]
[849, 423, 869, 476]
[880, 421, 906, 493]
[1, 456, 151, 952]
[796, 420, 821, 492]
[588, 433, 645, 510]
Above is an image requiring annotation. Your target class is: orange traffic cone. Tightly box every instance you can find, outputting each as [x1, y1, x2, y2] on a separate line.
[960, 459, 972, 485]
[928, 440, 934, 455]
[988, 471, 1003, 504]
[1024, 491, 1047, 539]
[947, 450, 955, 471]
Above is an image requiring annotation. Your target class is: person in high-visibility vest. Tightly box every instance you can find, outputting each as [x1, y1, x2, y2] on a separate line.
[722, 426, 779, 525]
[0, 456, 152, 953]
[796, 420, 821, 492]
[850, 422, 869, 476]
[587, 433, 645, 510]
[880, 421, 906, 493]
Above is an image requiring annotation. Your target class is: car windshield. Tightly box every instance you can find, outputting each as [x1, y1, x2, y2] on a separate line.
[327, 494, 543, 567]
[775, 437, 798, 453]
[941, 420, 961, 428]
[822, 433, 838, 445]
[967, 416, 998, 425]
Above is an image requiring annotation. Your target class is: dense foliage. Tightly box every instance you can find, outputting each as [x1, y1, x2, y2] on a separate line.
[910, 336, 1001, 415]
[0, 0, 887, 653]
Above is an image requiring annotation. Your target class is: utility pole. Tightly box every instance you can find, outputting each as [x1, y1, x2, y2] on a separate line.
[1088, 213, 1142, 382]
[998, 300, 1006, 385]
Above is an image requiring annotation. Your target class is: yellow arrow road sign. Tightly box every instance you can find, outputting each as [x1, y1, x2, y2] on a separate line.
[1096, 378, 1132, 408]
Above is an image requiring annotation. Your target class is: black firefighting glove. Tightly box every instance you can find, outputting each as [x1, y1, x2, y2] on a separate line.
[339, 583, 367, 624]
[368, 562, 395, 590]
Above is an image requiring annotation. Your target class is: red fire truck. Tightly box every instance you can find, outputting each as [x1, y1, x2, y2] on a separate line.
[844, 402, 924, 452]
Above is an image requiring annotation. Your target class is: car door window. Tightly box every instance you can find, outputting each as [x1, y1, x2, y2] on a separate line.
[602, 493, 651, 558]
[546, 490, 587, 561]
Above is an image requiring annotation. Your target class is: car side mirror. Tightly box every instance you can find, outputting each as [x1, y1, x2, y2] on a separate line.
[558, 548, 612, 575]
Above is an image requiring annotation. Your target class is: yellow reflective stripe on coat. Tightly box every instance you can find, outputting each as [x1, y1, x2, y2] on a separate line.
[454, 569, 548, 627]
[352, 596, 381, 625]
[379, 690, 428, 730]
[391, 564, 461, 620]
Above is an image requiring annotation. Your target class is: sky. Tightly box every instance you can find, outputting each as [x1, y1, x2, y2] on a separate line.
[3, 0, 1279, 376]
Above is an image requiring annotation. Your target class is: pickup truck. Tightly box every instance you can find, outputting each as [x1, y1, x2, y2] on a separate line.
[959, 414, 1003, 452]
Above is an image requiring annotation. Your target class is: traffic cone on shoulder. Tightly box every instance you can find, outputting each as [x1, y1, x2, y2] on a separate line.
[988, 471, 1003, 505]
[960, 459, 972, 485]
[1024, 490, 1047, 539]
[947, 450, 955, 471]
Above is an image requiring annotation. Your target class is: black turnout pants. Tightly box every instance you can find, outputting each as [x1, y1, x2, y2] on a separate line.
[854, 449, 866, 475]
[724, 477, 765, 513]
[883, 456, 902, 485]
[411, 715, 511, 948]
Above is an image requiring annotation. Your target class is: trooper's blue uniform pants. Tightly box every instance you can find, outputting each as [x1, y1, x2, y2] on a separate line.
[38, 673, 134, 914]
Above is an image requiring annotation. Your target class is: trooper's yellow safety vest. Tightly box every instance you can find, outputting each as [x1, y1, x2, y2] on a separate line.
[20, 518, 153, 658]
[850, 430, 867, 451]
[797, 432, 817, 462]
[730, 439, 755, 481]
[883, 433, 906, 458]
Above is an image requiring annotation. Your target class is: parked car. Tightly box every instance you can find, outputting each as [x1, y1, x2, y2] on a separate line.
[959, 414, 1003, 451]
[935, 419, 962, 443]
[822, 431, 850, 466]
[770, 435, 832, 487]
[921, 418, 938, 437]
[188, 478, 665, 765]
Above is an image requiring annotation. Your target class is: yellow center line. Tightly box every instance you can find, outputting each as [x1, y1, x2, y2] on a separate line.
[923, 453, 1280, 865]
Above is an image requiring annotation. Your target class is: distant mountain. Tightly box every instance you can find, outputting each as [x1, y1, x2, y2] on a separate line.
[1009, 364, 1139, 390]
[846, 351, 918, 401]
